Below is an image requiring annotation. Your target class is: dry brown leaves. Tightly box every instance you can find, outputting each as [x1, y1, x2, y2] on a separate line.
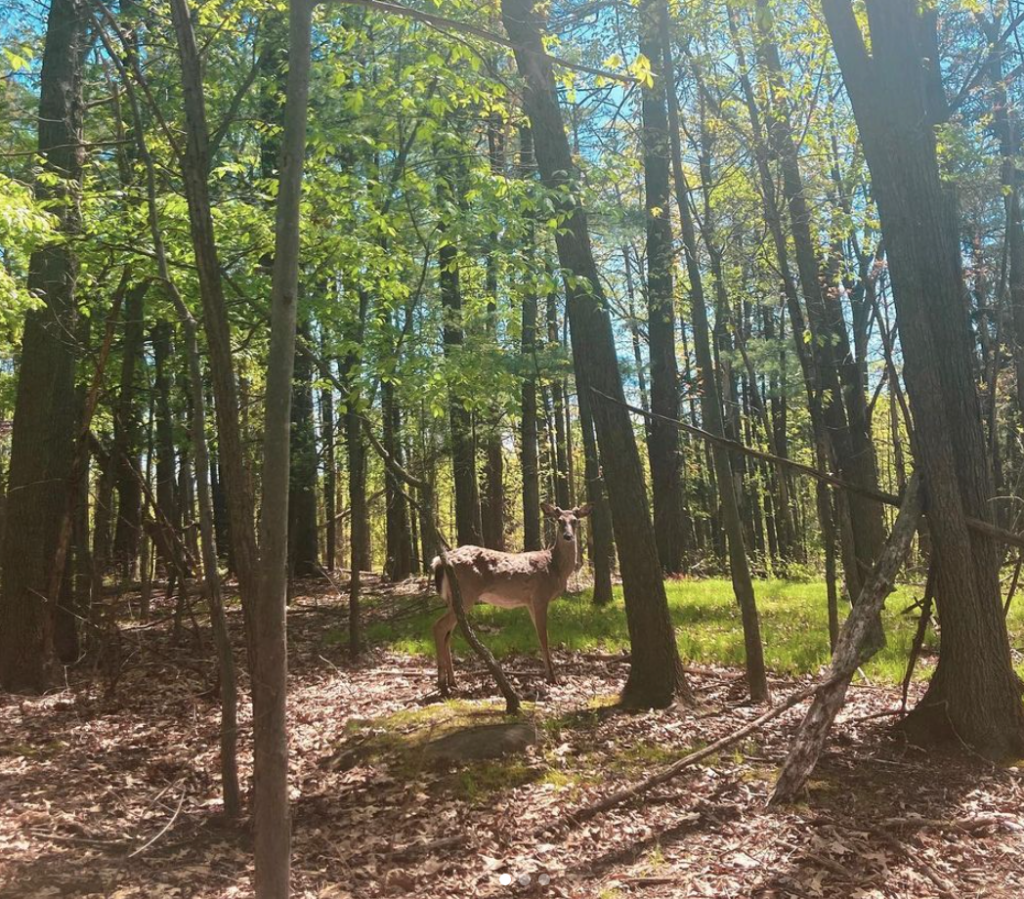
[1, 580, 1023, 898]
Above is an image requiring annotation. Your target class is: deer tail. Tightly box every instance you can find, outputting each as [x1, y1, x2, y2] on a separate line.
[431, 556, 446, 597]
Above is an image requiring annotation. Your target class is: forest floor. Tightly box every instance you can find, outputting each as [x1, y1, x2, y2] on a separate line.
[2, 575, 1024, 899]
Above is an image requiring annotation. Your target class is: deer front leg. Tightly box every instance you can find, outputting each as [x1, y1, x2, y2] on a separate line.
[433, 608, 457, 694]
[528, 600, 557, 685]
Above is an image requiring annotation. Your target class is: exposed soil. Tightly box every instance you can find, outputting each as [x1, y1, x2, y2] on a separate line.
[1, 578, 1022, 898]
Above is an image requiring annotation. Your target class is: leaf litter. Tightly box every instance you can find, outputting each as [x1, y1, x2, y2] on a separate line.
[1, 578, 1022, 898]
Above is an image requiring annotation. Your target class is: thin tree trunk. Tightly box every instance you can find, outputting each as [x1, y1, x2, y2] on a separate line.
[289, 318, 320, 578]
[437, 133, 483, 547]
[663, 15, 768, 702]
[251, 1, 313, 894]
[320, 349, 337, 572]
[111, 281, 148, 580]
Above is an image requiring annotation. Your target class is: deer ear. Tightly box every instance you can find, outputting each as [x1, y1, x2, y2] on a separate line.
[574, 503, 593, 518]
[541, 502, 560, 519]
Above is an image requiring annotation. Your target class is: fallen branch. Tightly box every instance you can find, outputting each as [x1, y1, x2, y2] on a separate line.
[537, 678, 827, 836]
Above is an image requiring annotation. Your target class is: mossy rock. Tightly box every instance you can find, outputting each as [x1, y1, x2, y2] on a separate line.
[423, 722, 540, 761]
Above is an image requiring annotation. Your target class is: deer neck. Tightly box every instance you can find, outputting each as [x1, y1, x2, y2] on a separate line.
[550, 536, 577, 583]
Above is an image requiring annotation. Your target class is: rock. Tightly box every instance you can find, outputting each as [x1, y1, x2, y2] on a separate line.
[423, 722, 539, 762]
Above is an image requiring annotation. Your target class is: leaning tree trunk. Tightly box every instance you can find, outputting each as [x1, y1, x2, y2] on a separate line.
[0, 0, 85, 692]
[824, 0, 1024, 757]
[502, 0, 691, 708]
[640, 0, 687, 575]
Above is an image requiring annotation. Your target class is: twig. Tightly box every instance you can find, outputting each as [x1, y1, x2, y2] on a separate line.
[127, 781, 188, 858]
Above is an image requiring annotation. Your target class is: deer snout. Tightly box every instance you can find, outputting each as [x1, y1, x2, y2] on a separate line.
[562, 531, 573, 541]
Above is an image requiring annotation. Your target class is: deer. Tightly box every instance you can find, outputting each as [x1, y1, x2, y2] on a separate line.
[430, 502, 592, 693]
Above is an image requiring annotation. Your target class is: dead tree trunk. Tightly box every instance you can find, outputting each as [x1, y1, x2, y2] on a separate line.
[771, 473, 923, 803]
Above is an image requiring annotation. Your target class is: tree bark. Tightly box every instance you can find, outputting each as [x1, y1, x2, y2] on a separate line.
[289, 318, 320, 578]
[663, 14, 769, 702]
[823, 0, 1024, 757]
[519, 127, 543, 552]
[772, 474, 923, 803]
[437, 136, 483, 547]
[640, 0, 687, 575]
[0, 0, 86, 692]
[502, 0, 691, 707]
[251, 0, 313, 894]
[755, 1, 885, 638]
[577, 367, 615, 605]
[111, 281, 149, 579]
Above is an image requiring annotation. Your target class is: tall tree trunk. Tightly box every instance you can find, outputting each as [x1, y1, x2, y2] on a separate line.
[824, 0, 1024, 757]
[663, 15, 769, 702]
[343, 287, 370, 653]
[320, 351, 337, 572]
[481, 114, 506, 550]
[578, 367, 615, 605]
[437, 137, 483, 546]
[640, 0, 687, 574]
[0, 0, 85, 691]
[289, 318, 320, 578]
[755, 2, 885, 639]
[547, 284, 571, 510]
[382, 376, 414, 580]
[519, 132, 542, 551]
[503, 0, 691, 708]
[111, 281, 148, 579]
[251, 1, 313, 894]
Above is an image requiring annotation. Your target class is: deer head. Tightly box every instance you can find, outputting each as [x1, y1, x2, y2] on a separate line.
[541, 502, 593, 544]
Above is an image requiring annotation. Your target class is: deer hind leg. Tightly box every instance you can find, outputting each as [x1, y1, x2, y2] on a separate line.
[432, 608, 457, 694]
[528, 601, 557, 685]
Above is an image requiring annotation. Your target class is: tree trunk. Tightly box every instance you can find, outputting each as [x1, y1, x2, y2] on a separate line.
[251, 0, 313, 894]
[502, 0, 691, 708]
[343, 287, 370, 653]
[481, 114, 506, 551]
[289, 318, 320, 578]
[320, 353, 337, 572]
[578, 368, 615, 605]
[640, 0, 687, 574]
[755, 2, 885, 640]
[382, 376, 414, 580]
[0, 0, 85, 692]
[665, 18, 769, 702]
[519, 127, 542, 552]
[437, 137, 483, 547]
[824, 0, 1024, 757]
[111, 281, 148, 579]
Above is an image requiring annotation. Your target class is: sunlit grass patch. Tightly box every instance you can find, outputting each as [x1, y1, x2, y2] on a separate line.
[361, 577, 1024, 684]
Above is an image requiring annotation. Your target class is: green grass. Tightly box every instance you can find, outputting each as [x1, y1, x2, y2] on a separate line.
[361, 578, 1024, 684]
